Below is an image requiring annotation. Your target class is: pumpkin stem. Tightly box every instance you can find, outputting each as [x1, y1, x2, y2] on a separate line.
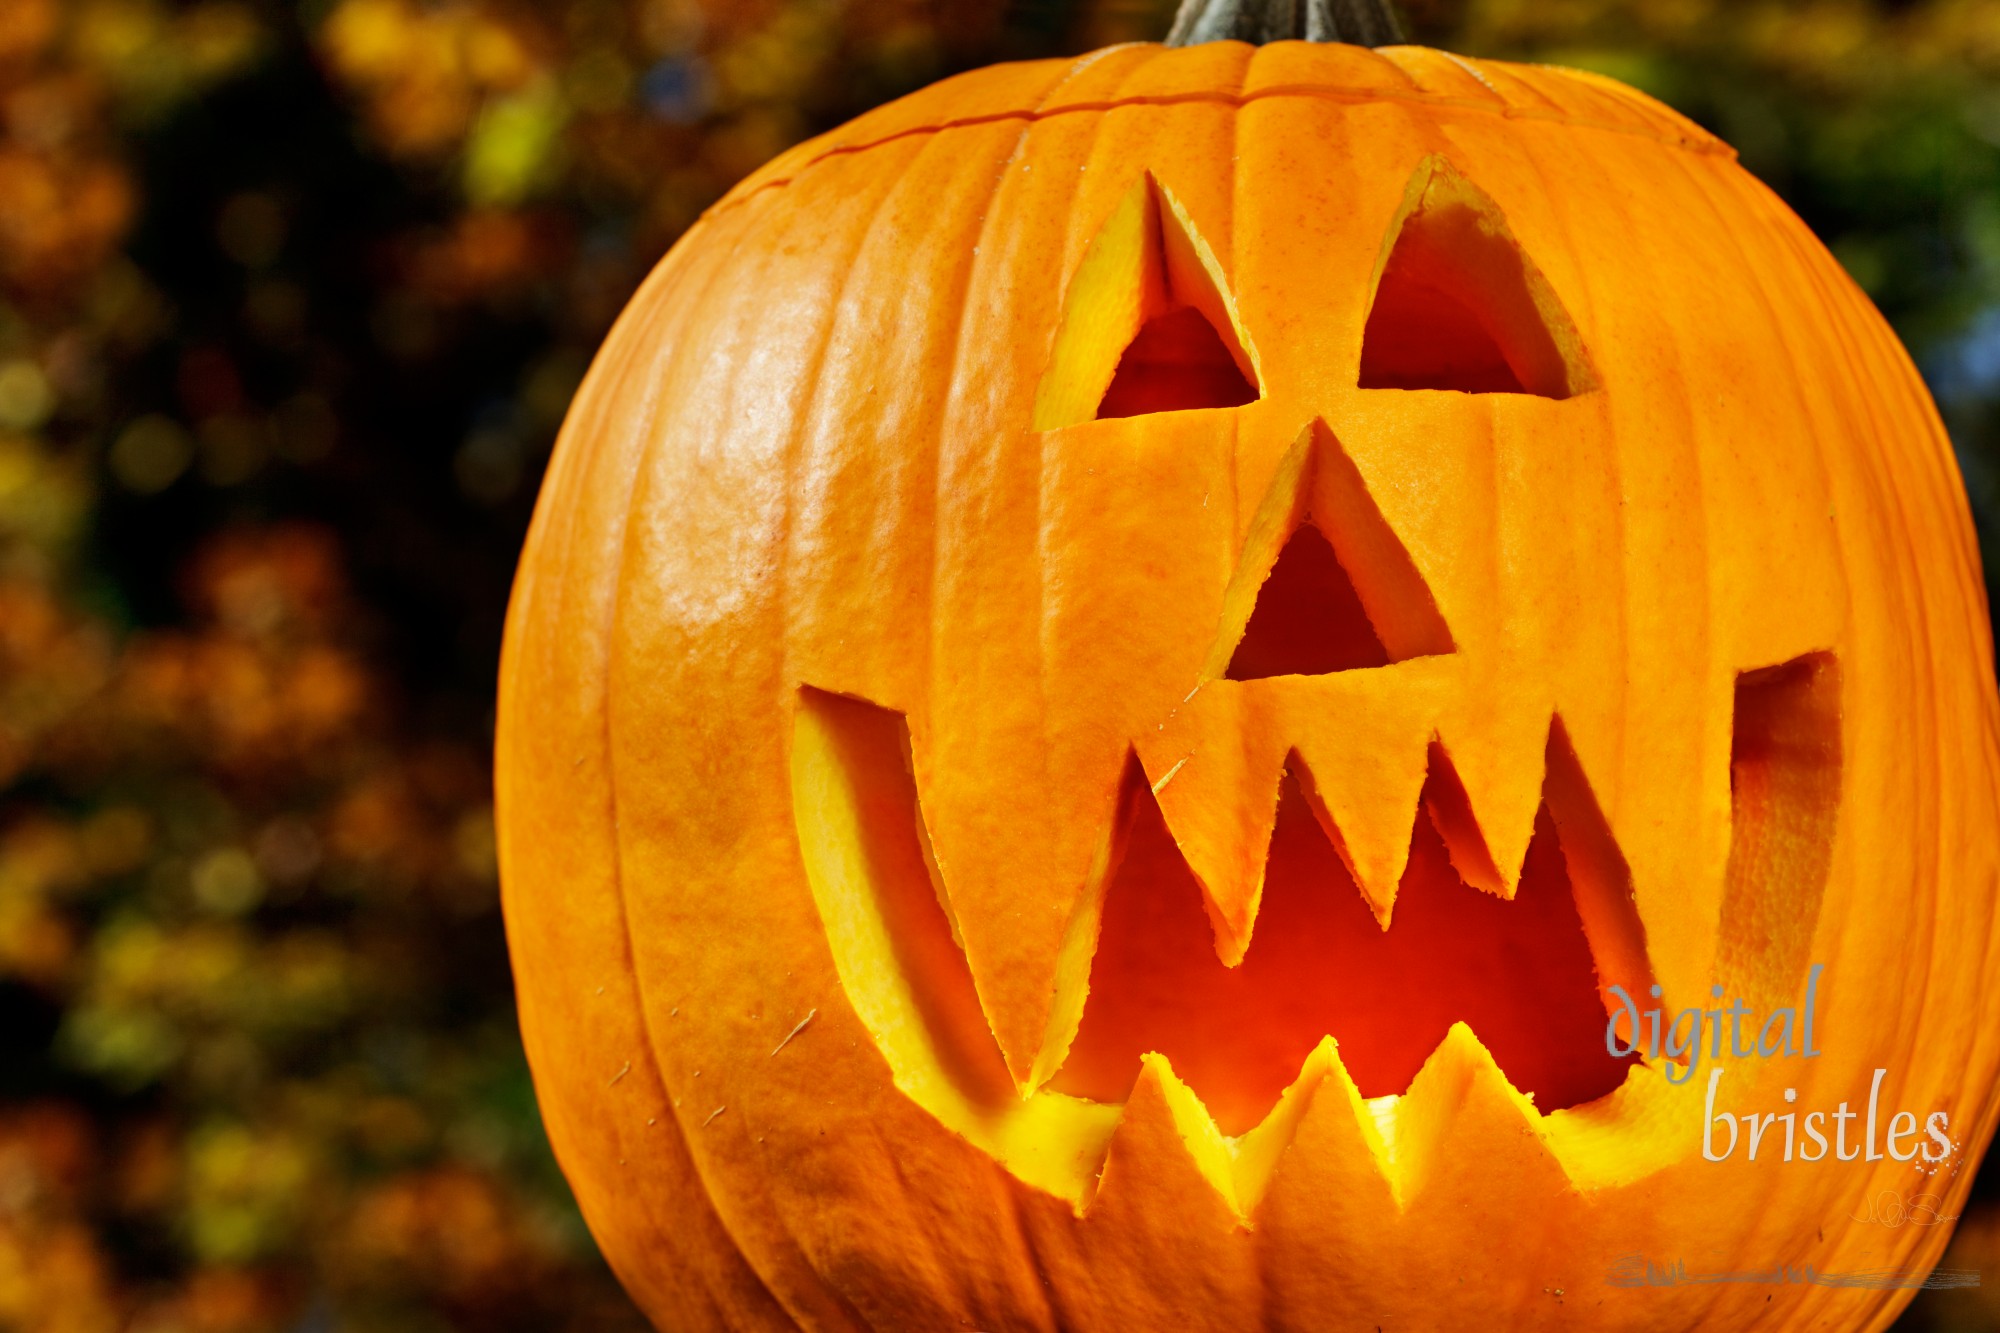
[1166, 0, 1405, 47]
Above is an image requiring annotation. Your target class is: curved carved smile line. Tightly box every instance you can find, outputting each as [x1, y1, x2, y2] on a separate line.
[790, 654, 1839, 1215]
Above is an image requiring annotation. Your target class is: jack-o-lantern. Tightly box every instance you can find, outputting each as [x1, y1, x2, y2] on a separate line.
[496, 0, 2000, 1328]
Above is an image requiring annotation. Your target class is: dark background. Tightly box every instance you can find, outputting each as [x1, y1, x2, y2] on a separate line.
[0, 0, 1997, 1328]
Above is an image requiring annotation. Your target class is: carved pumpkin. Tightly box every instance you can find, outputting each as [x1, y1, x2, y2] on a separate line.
[496, 7, 2000, 1330]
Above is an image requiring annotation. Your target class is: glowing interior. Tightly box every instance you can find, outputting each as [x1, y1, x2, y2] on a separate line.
[1357, 156, 1596, 399]
[1033, 173, 1261, 431]
[1097, 306, 1258, 418]
[1225, 522, 1389, 679]
[1049, 765, 1634, 1135]
[789, 649, 1839, 1209]
[789, 689, 1666, 1210]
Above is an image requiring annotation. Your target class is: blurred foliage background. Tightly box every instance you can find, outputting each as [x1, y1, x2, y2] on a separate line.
[0, 0, 1998, 1329]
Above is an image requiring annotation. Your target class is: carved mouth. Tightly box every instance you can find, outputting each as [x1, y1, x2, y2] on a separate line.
[791, 650, 1839, 1213]
[1048, 754, 1634, 1135]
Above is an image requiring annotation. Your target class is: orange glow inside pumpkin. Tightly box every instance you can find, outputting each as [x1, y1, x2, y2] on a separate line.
[1050, 764, 1635, 1135]
[793, 651, 1843, 1205]
[1225, 521, 1390, 679]
[1097, 305, 1258, 418]
[1357, 155, 1595, 399]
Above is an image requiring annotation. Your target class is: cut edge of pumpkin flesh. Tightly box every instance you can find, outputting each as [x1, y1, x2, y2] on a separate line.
[1115, 1027, 1686, 1225]
[1031, 172, 1261, 432]
[788, 649, 1838, 1215]
[791, 687, 1685, 1215]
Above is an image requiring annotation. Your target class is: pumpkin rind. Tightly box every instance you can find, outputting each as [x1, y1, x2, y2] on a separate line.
[498, 40, 2000, 1333]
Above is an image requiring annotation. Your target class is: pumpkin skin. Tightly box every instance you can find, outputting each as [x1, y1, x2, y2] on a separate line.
[496, 37, 2000, 1333]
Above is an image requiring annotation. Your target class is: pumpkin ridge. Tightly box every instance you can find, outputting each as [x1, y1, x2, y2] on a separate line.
[713, 70, 1732, 229]
[501, 221, 807, 1332]
[602, 194, 888, 1333]
[498, 22, 2000, 1315]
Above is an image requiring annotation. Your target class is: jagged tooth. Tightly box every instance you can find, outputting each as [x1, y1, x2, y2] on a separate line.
[1421, 739, 1506, 896]
[1090, 1040, 1400, 1236]
[1286, 662, 1451, 925]
[1085, 1054, 1250, 1227]
[1089, 1044, 1360, 1229]
[1549, 703, 1717, 1009]
[911, 724, 1129, 1087]
[1078, 1055, 1260, 1324]
[1432, 702, 1551, 896]
[1542, 719, 1659, 1002]
[1251, 1041, 1400, 1310]
[1137, 694, 1291, 966]
[1243, 1037, 1396, 1223]
[1387, 1023, 1576, 1214]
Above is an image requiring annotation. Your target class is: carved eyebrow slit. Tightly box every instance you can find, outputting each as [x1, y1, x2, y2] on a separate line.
[1034, 172, 1261, 430]
[1715, 652, 1842, 1005]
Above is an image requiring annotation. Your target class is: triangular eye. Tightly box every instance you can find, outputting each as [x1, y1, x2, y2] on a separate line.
[1034, 174, 1261, 430]
[1358, 156, 1596, 400]
[1098, 307, 1257, 419]
[1207, 422, 1452, 680]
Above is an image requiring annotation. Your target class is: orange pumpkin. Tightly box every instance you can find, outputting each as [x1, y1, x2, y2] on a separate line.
[496, 5, 2000, 1329]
